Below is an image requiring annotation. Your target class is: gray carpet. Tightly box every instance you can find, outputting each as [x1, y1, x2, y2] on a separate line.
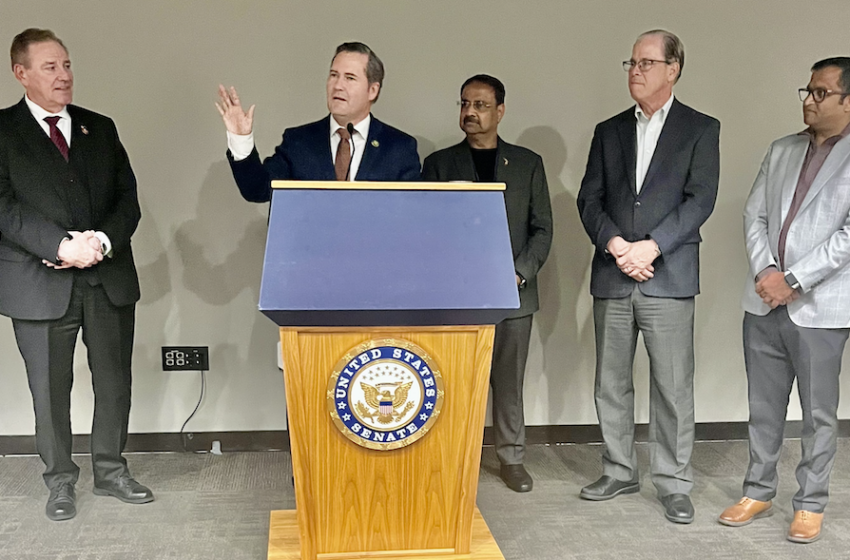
[2, 440, 849, 559]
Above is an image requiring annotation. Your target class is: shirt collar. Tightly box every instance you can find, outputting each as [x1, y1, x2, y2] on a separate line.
[330, 114, 371, 139]
[25, 94, 71, 124]
[635, 93, 675, 122]
[798, 120, 850, 145]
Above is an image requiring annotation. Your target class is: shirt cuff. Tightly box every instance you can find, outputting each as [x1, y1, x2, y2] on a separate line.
[94, 231, 113, 258]
[227, 131, 255, 161]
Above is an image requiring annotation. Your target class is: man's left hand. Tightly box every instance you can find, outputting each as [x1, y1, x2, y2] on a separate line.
[616, 240, 659, 276]
[755, 271, 798, 308]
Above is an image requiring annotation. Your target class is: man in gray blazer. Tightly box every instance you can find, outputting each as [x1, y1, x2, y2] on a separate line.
[718, 57, 850, 544]
[577, 30, 719, 523]
[422, 75, 553, 493]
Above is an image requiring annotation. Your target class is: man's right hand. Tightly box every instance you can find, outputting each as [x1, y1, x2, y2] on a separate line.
[55, 231, 103, 269]
[215, 84, 255, 135]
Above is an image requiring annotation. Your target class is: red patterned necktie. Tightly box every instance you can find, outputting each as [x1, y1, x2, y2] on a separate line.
[44, 116, 69, 161]
[334, 127, 352, 181]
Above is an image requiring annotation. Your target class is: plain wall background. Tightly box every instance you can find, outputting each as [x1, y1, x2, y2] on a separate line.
[2, 0, 849, 438]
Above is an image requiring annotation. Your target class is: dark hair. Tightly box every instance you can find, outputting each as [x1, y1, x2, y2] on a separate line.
[10, 28, 67, 69]
[812, 57, 850, 96]
[333, 42, 384, 101]
[638, 29, 684, 81]
[460, 74, 505, 105]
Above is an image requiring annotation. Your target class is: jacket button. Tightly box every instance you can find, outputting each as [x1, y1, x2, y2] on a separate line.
[635, 201, 641, 207]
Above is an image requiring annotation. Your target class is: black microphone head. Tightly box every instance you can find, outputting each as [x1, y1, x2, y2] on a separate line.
[347, 122, 355, 135]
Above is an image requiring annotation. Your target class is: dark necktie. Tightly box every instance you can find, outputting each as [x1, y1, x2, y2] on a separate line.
[44, 116, 69, 161]
[334, 127, 352, 181]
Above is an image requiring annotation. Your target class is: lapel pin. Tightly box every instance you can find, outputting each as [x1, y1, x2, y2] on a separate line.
[80, 125, 89, 135]
[504, 157, 509, 166]
[371, 140, 379, 148]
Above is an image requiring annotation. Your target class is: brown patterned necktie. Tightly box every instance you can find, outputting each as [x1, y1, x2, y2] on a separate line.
[44, 116, 69, 162]
[334, 127, 352, 181]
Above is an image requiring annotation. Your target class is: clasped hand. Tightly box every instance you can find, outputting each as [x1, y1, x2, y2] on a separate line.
[607, 236, 657, 282]
[43, 230, 103, 269]
[755, 271, 799, 309]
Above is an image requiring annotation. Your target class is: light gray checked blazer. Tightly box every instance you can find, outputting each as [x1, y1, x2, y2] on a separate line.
[742, 131, 850, 328]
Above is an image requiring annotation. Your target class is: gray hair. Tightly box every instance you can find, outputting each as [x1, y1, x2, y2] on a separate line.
[637, 29, 684, 81]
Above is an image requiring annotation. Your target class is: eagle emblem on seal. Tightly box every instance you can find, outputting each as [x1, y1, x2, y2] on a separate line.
[357, 382, 415, 424]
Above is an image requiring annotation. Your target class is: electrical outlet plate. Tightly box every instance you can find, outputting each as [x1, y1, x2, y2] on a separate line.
[162, 346, 209, 371]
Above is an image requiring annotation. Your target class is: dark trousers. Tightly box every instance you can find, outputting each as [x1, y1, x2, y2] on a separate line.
[12, 278, 135, 489]
[491, 315, 533, 465]
[743, 308, 848, 513]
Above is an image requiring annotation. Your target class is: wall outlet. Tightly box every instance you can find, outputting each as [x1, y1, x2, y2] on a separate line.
[162, 346, 209, 371]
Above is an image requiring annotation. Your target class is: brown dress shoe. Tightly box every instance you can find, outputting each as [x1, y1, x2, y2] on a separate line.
[718, 497, 773, 527]
[788, 510, 823, 543]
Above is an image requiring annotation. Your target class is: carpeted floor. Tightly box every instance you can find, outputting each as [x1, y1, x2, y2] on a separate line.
[2, 439, 850, 559]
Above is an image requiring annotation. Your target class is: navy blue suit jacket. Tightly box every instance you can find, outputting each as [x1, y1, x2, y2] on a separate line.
[227, 115, 420, 202]
[577, 99, 720, 299]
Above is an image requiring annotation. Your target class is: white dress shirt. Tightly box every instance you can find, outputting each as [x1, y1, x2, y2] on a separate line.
[24, 95, 113, 257]
[226, 114, 372, 181]
[634, 93, 674, 193]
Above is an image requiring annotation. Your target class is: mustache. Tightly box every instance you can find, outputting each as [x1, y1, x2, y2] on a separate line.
[463, 116, 479, 124]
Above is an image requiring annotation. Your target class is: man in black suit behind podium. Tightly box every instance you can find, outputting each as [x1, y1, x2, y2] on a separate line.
[0, 28, 152, 521]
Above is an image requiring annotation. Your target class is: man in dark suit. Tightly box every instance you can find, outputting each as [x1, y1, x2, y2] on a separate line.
[0, 28, 152, 521]
[422, 75, 553, 493]
[576, 30, 719, 523]
[216, 42, 420, 200]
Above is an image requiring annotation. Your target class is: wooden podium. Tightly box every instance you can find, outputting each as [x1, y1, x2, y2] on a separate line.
[261, 181, 518, 560]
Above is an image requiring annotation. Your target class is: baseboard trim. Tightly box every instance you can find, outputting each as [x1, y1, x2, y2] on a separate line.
[3, 421, 849, 456]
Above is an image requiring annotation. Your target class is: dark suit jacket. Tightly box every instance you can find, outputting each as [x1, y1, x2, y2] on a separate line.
[577, 99, 720, 299]
[422, 138, 553, 318]
[0, 98, 141, 320]
[227, 114, 421, 202]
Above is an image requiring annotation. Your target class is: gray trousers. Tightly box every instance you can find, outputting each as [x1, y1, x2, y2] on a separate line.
[491, 315, 533, 465]
[742, 308, 848, 513]
[593, 287, 695, 496]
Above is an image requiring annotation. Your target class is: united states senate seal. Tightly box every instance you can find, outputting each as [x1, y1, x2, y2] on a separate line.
[327, 338, 445, 450]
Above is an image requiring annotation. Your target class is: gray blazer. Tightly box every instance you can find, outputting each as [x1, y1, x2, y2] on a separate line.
[422, 138, 553, 318]
[577, 99, 720, 299]
[743, 132, 850, 328]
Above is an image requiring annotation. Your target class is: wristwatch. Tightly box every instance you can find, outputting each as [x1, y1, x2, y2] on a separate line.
[784, 271, 800, 290]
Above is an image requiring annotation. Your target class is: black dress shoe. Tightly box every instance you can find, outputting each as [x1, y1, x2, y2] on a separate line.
[579, 475, 640, 501]
[94, 476, 154, 504]
[499, 464, 533, 493]
[46, 482, 76, 521]
[660, 493, 694, 524]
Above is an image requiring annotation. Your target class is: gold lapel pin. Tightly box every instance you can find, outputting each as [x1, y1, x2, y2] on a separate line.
[371, 140, 379, 147]
[80, 125, 89, 135]
[504, 157, 509, 166]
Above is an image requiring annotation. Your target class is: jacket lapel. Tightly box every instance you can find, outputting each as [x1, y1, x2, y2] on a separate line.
[796, 135, 850, 216]
[778, 138, 808, 221]
[10, 98, 74, 208]
[617, 111, 637, 196]
[358, 115, 381, 180]
[640, 99, 685, 194]
[452, 141, 478, 181]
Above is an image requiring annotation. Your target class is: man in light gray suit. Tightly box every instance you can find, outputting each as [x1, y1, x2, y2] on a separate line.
[719, 57, 850, 544]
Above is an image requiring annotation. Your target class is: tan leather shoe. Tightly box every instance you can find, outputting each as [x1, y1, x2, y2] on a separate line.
[788, 510, 823, 543]
[718, 497, 773, 527]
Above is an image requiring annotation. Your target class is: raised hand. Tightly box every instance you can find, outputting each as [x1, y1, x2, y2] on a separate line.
[215, 84, 255, 135]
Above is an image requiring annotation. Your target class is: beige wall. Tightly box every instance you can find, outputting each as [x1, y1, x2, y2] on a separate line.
[2, 1, 849, 437]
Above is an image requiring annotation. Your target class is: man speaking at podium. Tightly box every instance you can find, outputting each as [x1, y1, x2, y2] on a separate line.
[216, 42, 420, 200]
[422, 75, 553, 493]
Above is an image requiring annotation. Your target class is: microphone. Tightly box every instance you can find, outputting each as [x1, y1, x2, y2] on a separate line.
[345, 122, 356, 181]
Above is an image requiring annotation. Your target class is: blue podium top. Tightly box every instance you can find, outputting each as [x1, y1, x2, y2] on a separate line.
[259, 182, 519, 327]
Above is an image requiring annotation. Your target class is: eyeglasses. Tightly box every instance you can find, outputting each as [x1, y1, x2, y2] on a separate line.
[458, 100, 492, 111]
[622, 59, 669, 72]
[798, 87, 849, 103]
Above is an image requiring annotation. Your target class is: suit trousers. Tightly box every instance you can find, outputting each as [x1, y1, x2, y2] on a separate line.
[593, 286, 695, 496]
[490, 315, 533, 465]
[742, 308, 848, 513]
[12, 276, 135, 490]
